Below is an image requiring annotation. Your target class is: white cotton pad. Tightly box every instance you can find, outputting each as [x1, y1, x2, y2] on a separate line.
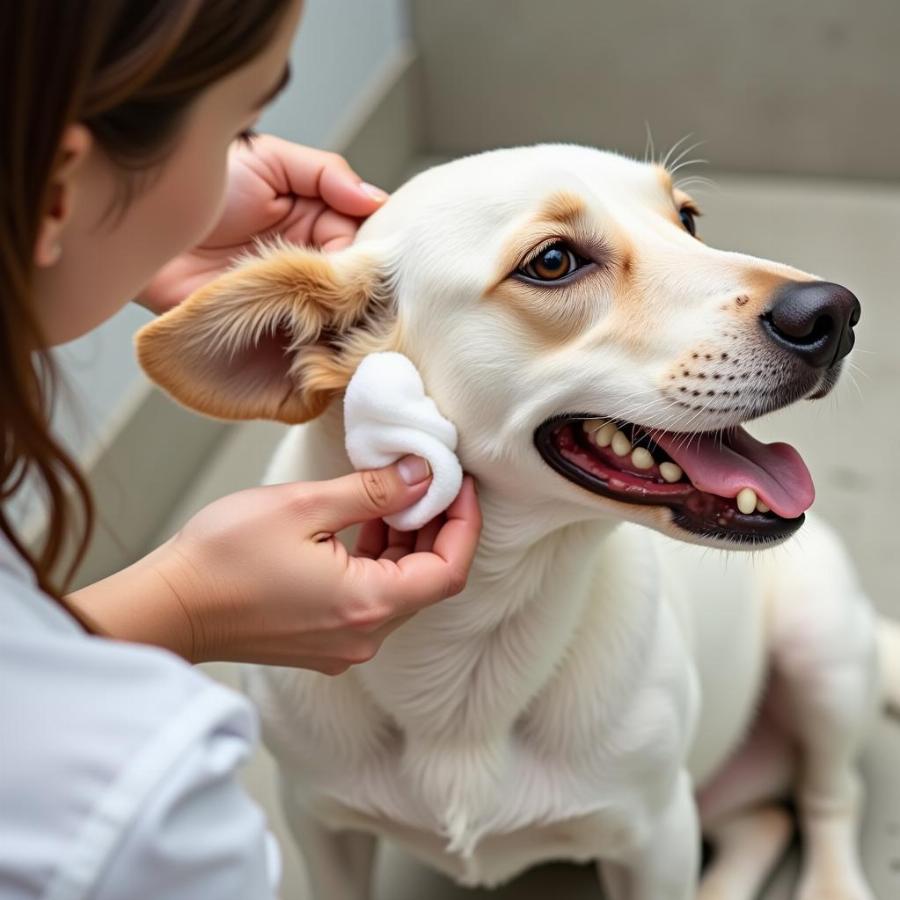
[343, 352, 463, 531]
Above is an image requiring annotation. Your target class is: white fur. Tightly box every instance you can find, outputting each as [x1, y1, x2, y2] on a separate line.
[246, 146, 883, 899]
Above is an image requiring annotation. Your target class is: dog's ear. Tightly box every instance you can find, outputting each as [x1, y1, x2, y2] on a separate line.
[135, 242, 396, 424]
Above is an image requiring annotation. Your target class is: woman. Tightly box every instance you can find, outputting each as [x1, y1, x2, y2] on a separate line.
[0, 2, 481, 897]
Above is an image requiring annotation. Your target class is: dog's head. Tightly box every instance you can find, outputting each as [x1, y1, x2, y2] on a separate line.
[138, 145, 860, 549]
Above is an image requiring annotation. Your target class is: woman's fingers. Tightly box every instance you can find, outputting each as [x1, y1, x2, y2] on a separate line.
[354, 518, 387, 559]
[313, 209, 365, 252]
[380, 527, 417, 562]
[265, 137, 388, 217]
[429, 476, 481, 570]
[300, 456, 432, 535]
[414, 515, 444, 553]
[353, 477, 481, 616]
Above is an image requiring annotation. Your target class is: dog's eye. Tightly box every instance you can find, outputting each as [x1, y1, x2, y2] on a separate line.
[679, 206, 698, 237]
[519, 242, 583, 282]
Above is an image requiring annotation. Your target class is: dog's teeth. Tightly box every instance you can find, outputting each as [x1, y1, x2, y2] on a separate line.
[611, 431, 632, 457]
[756, 500, 770, 514]
[594, 421, 618, 448]
[631, 447, 655, 469]
[659, 462, 683, 483]
[736, 488, 758, 515]
[582, 418, 608, 434]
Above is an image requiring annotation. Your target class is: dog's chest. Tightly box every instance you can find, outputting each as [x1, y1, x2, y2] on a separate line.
[249, 527, 698, 882]
[307, 728, 683, 887]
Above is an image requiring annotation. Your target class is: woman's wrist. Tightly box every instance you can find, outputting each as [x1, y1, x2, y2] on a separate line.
[65, 541, 201, 662]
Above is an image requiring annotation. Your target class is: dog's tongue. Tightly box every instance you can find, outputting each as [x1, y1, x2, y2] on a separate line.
[651, 426, 815, 519]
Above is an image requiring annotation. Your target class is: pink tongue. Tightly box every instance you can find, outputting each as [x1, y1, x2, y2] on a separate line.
[651, 427, 815, 519]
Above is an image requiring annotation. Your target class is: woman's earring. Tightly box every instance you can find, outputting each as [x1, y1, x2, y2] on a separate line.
[36, 237, 63, 268]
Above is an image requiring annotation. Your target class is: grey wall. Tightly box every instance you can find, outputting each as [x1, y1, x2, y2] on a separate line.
[412, 0, 900, 179]
[264, 0, 409, 148]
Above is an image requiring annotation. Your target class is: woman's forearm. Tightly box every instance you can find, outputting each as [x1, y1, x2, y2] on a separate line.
[66, 543, 197, 661]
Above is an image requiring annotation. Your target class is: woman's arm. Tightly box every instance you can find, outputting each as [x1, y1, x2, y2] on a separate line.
[68, 461, 481, 671]
[67, 541, 199, 659]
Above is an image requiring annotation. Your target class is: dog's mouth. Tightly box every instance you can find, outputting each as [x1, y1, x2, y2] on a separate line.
[534, 416, 816, 543]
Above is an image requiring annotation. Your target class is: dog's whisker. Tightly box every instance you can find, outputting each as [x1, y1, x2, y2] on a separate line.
[845, 357, 868, 375]
[673, 176, 719, 194]
[666, 139, 708, 174]
[669, 169, 710, 197]
[659, 133, 696, 172]
[643, 121, 657, 165]
[843, 369, 865, 403]
[668, 157, 710, 178]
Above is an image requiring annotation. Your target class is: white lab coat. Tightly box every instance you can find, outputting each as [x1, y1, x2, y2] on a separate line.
[0, 534, 280, 899]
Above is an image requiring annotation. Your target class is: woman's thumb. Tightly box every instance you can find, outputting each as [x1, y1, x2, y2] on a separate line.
[307, 456, 432, 533]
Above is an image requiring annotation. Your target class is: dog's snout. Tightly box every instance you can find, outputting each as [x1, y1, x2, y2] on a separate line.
[761, 281, 861, 368]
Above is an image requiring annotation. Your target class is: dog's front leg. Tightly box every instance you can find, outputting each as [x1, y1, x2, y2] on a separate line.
[598, 771, 700, 900]
[279, 773, 376, 900]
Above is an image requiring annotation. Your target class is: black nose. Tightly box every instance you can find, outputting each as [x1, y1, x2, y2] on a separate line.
[761, 280, 861, 368]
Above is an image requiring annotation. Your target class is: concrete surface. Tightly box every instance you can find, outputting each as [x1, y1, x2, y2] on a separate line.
[154, 164, 900, 899]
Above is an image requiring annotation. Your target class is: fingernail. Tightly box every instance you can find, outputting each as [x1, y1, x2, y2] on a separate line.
[359, 181, 389, 202]
[397, 455, 431, 485]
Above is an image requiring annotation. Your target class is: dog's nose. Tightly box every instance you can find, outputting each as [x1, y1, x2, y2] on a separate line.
[761, 281, 861, 368]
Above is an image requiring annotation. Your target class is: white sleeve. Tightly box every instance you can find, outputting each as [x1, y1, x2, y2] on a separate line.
[88, 705, 281, 900]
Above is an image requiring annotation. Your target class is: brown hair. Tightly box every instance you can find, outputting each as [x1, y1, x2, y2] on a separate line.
[0, 0, 293, 597]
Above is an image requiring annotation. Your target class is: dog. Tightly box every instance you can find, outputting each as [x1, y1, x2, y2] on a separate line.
[137, 144, 900, 899]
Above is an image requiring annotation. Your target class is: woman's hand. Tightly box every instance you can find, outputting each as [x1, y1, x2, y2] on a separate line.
[139, 135, 388, 315]
[68, 460, 481, 673]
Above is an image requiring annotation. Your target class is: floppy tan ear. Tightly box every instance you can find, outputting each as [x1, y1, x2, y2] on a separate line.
[136, 242, 397, 424]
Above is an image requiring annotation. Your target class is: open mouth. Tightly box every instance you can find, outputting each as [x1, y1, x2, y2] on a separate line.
[534, 416, 816, 543]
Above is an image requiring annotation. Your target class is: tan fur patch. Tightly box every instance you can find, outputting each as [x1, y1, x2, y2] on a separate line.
[484, 194, 635, 350]
[486, 280, 589, 347]
[654, 165, 673, 193]
[541, 191, 589, 227]
[481, 190, 615, 347]
[672, 188, 694, 208]
[602, 306, 662, 359]
[486, 191, 589, 292]
[737, 269, 798, 316]
[291, 318, 404, 412]
[136, 243, 392, 424]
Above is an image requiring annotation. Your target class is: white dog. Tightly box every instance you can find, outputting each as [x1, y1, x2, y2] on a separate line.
[138, 145, 900, 900]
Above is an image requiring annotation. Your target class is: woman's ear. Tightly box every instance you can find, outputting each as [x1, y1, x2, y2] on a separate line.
[135, 241, 396, 423]
[34, 125, 93, 268]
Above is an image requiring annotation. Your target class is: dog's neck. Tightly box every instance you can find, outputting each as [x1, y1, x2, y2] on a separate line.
[466, 486, 615, 615]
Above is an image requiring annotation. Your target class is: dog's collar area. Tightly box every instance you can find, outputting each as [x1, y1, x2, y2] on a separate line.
[534, 416, 815, 544]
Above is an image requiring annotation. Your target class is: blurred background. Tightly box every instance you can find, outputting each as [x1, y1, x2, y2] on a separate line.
[20, 1, 900, 897]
